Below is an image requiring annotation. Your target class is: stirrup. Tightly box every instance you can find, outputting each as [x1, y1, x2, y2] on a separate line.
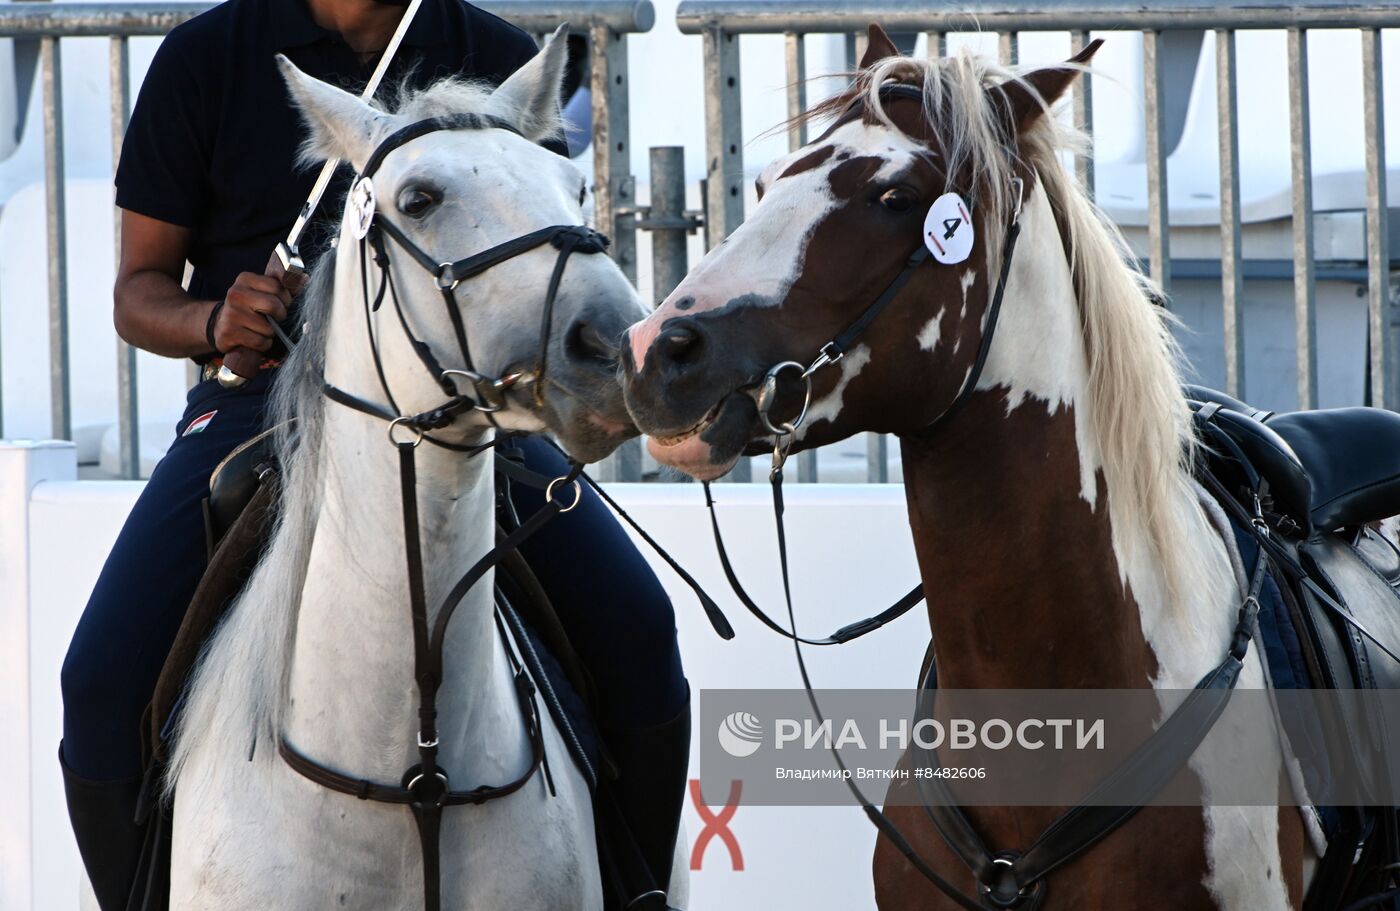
[624, 889, 676, 911]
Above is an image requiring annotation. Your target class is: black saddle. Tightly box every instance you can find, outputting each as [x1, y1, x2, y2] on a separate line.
[1188, 386, 1400, 910]
[1185, 385, 1400, 536]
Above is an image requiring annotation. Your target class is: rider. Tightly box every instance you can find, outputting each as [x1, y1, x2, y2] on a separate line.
[58, 0, 689, 908]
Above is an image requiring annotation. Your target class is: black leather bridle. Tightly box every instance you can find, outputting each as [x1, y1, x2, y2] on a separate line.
[273, 113, 614, 911]
[700, 87, 1274, 909]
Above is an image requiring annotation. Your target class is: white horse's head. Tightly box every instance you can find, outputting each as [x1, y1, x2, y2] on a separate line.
[279, 27, 645, 462]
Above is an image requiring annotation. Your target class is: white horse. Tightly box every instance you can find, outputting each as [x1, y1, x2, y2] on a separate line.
[164, 29, 665, 909]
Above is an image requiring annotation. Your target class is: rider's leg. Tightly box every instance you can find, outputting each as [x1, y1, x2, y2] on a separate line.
[506, 436, 689, 906]
[59, 377, 270, 911]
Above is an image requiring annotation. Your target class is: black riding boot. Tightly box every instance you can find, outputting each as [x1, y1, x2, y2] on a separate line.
[609, 702, 691, 911]
[59, 744, 144, 911]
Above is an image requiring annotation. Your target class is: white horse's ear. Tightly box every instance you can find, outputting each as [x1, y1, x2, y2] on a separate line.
[277, 55, 385, 168]
[487, 24, 569, 143]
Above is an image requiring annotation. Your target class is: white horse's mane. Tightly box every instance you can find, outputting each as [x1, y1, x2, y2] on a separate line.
[165, 73, 560, 795]
[855, 51, 1207, 610]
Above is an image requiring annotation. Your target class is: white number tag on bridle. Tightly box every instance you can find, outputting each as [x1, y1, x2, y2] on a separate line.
[349, 176, 376, 240]
[923, 192, 973, 264]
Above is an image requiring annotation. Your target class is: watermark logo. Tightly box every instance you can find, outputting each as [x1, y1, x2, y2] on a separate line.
[717, 711, 764, 758]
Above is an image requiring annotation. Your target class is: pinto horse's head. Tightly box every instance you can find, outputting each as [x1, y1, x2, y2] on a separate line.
[621, 26, 1099, 479]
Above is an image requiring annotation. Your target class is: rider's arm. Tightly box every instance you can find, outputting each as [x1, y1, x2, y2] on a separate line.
[113, 210, 289, 358]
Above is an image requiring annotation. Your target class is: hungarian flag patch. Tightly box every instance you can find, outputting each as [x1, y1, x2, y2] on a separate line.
[183, 410, 218, 436]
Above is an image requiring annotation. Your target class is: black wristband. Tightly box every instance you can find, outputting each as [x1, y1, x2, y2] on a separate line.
[205, 301, 225, 354]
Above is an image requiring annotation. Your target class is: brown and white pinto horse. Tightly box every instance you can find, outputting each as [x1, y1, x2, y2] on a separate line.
[621, 27, 1312, 910]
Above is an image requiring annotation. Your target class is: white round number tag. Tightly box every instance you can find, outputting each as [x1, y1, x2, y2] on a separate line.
[923, 192, 974, 264]
[349, 176, 376, 240]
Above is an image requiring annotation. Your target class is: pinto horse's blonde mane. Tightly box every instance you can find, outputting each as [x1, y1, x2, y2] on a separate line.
[814, 50, 1204, 609]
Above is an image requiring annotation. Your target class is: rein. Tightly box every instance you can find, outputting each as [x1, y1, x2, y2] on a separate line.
[274, 113, 608, 911]
[698, 113, 1273, 906]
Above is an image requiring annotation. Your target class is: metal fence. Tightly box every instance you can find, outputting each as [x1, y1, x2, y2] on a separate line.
[0, 0, 651, 478]
[677, 0, 1399, 481]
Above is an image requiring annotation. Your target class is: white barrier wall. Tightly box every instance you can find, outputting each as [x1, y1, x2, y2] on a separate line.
[0, 440, 931, 911]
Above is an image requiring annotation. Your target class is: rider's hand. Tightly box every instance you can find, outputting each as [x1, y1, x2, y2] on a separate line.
[209, 269, 292, 355]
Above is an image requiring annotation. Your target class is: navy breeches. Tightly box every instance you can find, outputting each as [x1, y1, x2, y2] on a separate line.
[60, 376, 686, 781]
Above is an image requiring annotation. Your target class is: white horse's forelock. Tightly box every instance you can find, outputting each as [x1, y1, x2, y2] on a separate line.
[164, 250, 333, 796]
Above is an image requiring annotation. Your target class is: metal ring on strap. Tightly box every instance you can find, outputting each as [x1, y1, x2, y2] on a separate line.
[388, 417, 425, 447]
[545, 476, 582, 513]
[754, 360, 813, 437]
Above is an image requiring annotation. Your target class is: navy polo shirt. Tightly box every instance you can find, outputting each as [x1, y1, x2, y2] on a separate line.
[114, 0, 541, 308]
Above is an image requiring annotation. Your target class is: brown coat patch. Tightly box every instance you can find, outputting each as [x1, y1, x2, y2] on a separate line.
[872, 389, 1220, 909]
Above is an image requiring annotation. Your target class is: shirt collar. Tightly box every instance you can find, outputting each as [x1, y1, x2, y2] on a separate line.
[271, 0, 445, 52]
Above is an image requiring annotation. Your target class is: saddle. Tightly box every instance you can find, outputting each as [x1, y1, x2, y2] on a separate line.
[1187, 386, 1400, 911]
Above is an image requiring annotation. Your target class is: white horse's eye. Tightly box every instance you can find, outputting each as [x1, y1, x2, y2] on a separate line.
[398, 186, 440, 217]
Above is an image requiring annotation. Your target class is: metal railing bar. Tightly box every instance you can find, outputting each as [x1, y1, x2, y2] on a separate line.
[42, 36, 70, 441]
[701, 26, 749, 481]
[0, 1, 656, 36]
[675, 2, 1400, 35]
[1215, 28, 1244, 400]
[1142, 29, 1171, 295]
[925, 30, 946, 59]
[1069, 29, 1093, 195]
[866, 433, 888, 483]
[1361, 28, 1393, 411]
[1287, 27, 1317, 410]
[111, 36, 139, 478]
[784, 32, 807, 151]
[998, 31, 1018, 67]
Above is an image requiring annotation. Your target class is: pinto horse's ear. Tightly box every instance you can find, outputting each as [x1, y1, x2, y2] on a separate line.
[998, 38, 1104, 133]
[278, 55, 386, 170]
[859, 24, 901, 70]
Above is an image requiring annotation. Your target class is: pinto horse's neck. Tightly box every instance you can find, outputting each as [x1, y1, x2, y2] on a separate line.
[897, 180, 1157, 689]
[900, 394, 1159, 689]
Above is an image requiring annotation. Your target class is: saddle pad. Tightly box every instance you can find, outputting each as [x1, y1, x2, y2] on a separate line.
[1227, 520, 1340, 843]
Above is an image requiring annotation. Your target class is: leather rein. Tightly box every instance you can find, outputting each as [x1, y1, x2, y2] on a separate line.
[699, 86, 1275, 909]
[273, 112, 610, 911]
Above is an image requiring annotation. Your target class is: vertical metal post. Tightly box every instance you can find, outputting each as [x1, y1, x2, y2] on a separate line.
[998, 32, 1018, 67]
[649, 146, 689, 303]
[111, 36, 139, 478]
[703, 27, 749, 480]
[1287, 27, 1317, 409]
[590, 25, 636, 284]
[867, 434, 888, 483]
[42, 36, 69, 440]
[784, 32, 807, 151]
[1070, 30, 1095, 196]
[1362, 28, 1394, 410]
[925, 30, 946, 59]
[702, 28, 743, 249]
[1142, 30, 1171, 296]
[1216, 29, 1245, 399]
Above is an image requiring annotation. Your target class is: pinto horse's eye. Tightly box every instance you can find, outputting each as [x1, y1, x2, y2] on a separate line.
[879, 187, 918, 213]
[398, 186, 440, 217]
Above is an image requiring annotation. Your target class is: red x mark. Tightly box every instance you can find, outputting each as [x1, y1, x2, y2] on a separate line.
[689, 778, 743, 871]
